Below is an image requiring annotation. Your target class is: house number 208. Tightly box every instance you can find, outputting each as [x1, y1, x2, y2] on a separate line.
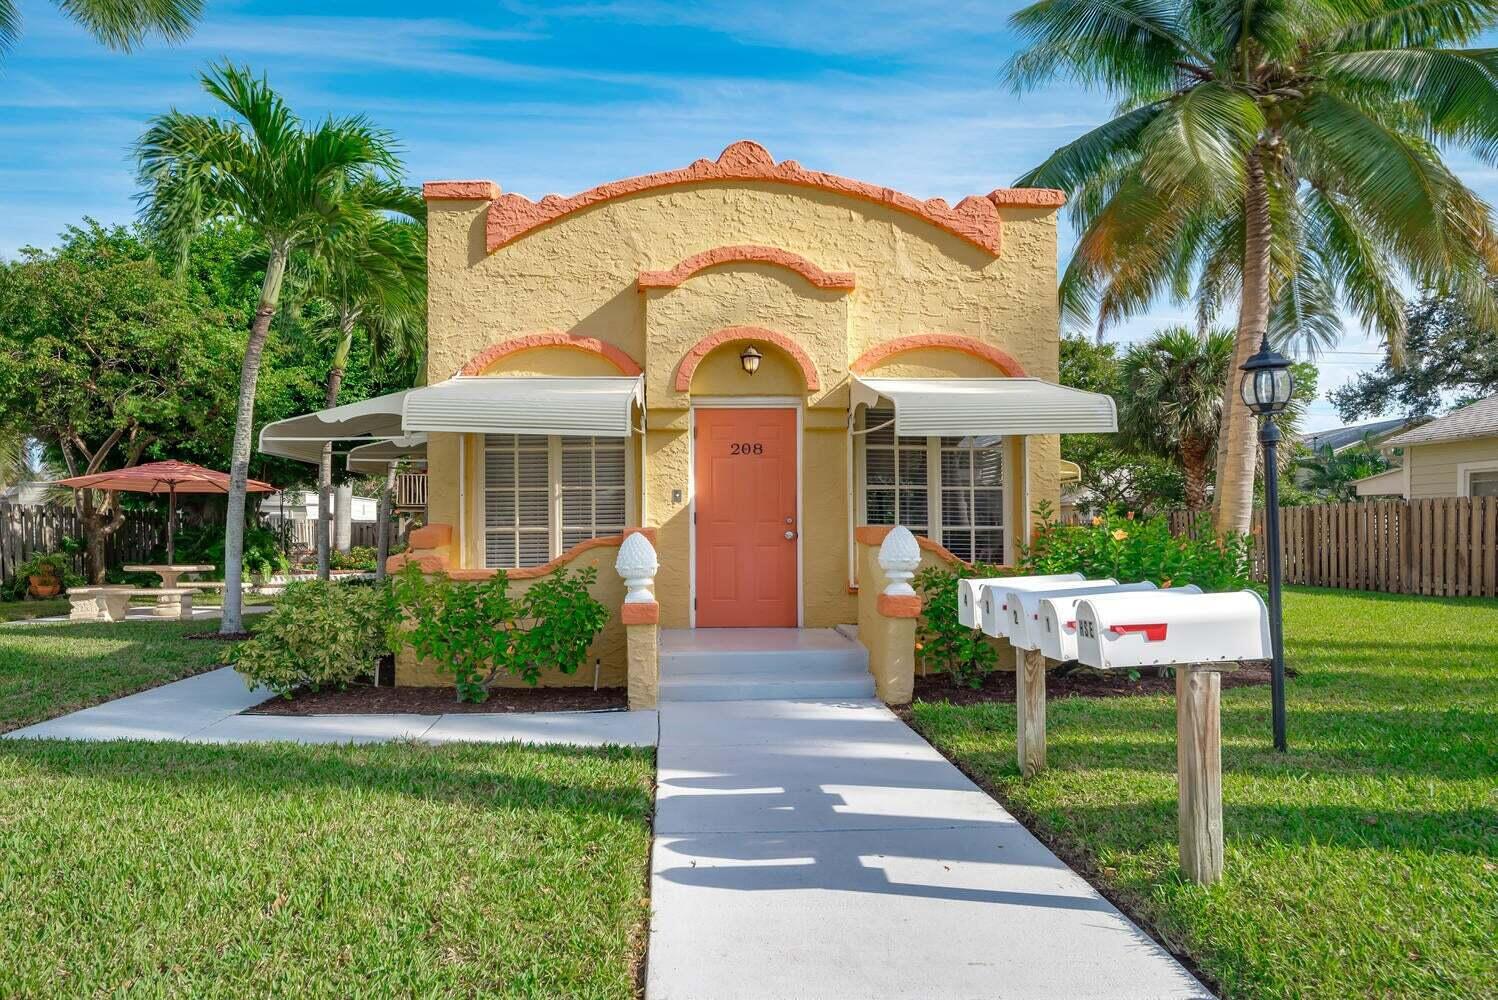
[729, 442, 764, 455]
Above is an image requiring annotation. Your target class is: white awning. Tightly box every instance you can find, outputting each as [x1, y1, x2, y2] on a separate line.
[402, 376, 642, 438]
[850, 376, 1117, 437]
[258, 377, 644, 466]
[346, 435, 427, 473]
[258, 390, 414, 464]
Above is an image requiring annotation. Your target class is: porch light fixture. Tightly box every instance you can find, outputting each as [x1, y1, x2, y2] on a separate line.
[1238, 333, 1293, 753]
[739, 344, 763, 376]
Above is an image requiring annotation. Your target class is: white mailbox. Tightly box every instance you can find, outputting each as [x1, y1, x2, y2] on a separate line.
[957, 573, 1081, 629]
[1037, 585, 1201, 662]
[1073, 591, 1270, 670]
[979, 577, 1113, 639]
[1002, 580, 1128, 650]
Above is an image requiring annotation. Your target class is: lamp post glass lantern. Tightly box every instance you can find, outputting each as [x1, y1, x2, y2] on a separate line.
[1239, 334, 1293, 752]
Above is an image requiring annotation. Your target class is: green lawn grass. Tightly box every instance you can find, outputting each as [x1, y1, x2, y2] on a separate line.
[0, 620, 230, 731]
[911, 587, 1497, 1000]
[0, 740, 654, 998]
[0, 598, 69, 622]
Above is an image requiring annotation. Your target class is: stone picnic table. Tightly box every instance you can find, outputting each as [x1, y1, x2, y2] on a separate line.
[123, 564, 216, 589]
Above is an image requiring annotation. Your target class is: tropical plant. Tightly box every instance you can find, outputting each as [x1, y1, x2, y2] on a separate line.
[231, 579, 392, 697]
[1021, 506, 1254, 593]
[1007, 0, 1498, 535]
[0, 0, 201, 62]
[136, 63, 410, 634]
[1120, 327, 1236, 511]
[2, 552, 84, 601]
[389, 564, 610, 703]
[291, 204, 426, 580]
[1292, 441, 1391, 502]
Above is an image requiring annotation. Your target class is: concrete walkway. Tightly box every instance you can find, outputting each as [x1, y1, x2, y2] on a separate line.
[3, 666, 657, 747]
[648, 698, 1210, 1000]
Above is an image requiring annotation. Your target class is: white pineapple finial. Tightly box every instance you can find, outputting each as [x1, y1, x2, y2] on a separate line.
[614, 532, 659, 604]
[878, 525, 920, 597]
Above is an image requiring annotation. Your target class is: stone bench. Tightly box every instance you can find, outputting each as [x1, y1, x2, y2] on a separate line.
[67, 587, 136, 622]
[134, 588, 195, 620]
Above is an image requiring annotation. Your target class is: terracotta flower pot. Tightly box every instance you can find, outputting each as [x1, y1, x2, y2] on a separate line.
[28, 574, 62, 599]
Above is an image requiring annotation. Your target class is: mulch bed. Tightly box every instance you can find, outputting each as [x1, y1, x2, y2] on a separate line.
[247, 684, 628, 716]
[907, 661, 1274, 706]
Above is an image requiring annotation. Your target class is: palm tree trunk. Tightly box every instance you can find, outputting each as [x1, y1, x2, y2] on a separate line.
[221, 248, 287, 635]
[1181, 437, 1209, 512]
[317, 321, 355, 581]
[375, 463, 396, 582]
[1213, 145, 1273, 535]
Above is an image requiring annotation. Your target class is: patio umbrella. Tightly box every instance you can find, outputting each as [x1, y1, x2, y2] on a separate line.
[57, 460, 276, 563]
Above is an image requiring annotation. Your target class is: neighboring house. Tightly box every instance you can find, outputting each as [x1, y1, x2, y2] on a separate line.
[259, 489, 379, 523]
[259, 141, 1116, 688]
[1356, 394, 1498, 498]
[0, 482, 54, 507]
[1301, 417, 1412, 457]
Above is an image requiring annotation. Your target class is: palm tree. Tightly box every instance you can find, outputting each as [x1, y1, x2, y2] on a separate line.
[1006, 0, 1498, 535]
[0, 0, 200, 60]
[137, 63, 407, 633]
[296, 204, 426, 580]
[1120, 327, 1235, 511]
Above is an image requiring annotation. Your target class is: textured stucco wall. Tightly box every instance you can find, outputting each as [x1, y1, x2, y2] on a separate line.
[422, 167, 1062, 642]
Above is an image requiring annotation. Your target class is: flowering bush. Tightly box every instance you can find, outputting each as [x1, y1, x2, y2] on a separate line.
[1020, 503, 1253, 592]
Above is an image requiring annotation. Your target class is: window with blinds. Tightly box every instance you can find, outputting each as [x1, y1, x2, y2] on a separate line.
[857, 407, 1005, 564]
[484, 435, 627, 568]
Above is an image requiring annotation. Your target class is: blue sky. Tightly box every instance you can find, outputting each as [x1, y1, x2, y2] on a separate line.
[4, 1, 1495, 430]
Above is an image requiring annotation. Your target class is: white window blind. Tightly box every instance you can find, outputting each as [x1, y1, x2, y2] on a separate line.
[858, 407, 1005, 563]
[484, 434, 628, 569]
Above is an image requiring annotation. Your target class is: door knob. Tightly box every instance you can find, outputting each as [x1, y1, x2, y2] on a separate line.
[784, 530, 797, 540]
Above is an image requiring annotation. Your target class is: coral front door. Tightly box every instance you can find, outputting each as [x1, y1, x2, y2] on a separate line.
[694, 407, 798, 627]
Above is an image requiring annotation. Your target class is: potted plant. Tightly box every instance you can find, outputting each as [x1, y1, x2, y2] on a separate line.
[21, 554, 70, 598]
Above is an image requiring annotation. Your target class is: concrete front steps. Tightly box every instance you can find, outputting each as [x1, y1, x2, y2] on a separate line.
[659, 628, 874, 702]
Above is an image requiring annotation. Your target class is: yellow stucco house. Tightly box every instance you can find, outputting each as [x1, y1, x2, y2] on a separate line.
[260, 141, 1116, 703]
[1355, 394, 1498, 499]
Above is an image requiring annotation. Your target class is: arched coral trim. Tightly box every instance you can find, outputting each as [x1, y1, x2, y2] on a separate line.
[638, 245, 855, 291]
[486, 141, 1018, 255]
[849, 334, 1027, 377]
[674, 326, 821, 392]
[459, 332, 643, 377]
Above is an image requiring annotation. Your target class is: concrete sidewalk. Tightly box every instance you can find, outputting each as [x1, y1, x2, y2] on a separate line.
[3, 666, 658, 747]
[648, 698, 1210, 1000]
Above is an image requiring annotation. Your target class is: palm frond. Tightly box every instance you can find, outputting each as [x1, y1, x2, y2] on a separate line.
[1321, 0, 1498, 52]
[0, 0, 18, 53]
[1137, 82, 1265, 199]
[1320, 47, 1498, 163]
[1005, 0, 1206, 94]
[1014, 101, 1166, 191]
[52, 0, 202, 52]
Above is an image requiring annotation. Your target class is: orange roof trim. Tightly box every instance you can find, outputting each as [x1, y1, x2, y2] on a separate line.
[639, 245, 855, 291]
[459, 332, 644, 376]
[423, 180, 502, 200]
[451, 141, 1065, 255]
[850, 333, 1028, 377]
[675, 326, 821, 392]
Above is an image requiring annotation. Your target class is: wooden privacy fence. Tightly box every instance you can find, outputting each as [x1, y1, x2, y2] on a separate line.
[0, 502, 163, 583]
[1161, 498, 1498, 598]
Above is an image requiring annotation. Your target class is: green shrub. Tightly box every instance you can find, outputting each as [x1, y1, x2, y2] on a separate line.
[230, 580, 392, 697]
[389, 563, 610, 703]
[914, 561, 1005, 689]
[172, 521, 291, 581]
[1020, 502, 1253, 592]
[330, 546, 378, 571]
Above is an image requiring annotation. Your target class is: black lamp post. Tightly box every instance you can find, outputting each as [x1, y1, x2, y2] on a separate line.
[1240, 333, 1295, 752]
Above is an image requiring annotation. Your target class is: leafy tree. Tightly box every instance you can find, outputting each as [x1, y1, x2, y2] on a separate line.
[137, 63, 410, 633]
[290, 204, 425, 580]
[1060, 335, 1187, 514]
[0, 221, 238, 580]
[1007, 0, 1498, 535]
[1331, 287, 1498, 421]
[0, 0, 201, 62]
[1120, 327, 1235, 511]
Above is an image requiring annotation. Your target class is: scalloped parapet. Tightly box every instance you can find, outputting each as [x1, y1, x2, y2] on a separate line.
[470, 141, 1061, 255]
